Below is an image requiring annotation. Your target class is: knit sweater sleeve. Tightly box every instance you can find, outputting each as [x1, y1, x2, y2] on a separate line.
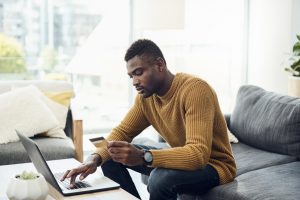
[151, 82, 215, 170]
[94, 95, 150, 163]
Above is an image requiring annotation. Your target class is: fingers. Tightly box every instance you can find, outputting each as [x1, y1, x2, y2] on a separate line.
[108, 148, 127, 162]
[108, 142, 144, 166]
[108, 147, 121, 154]
[60, 169, 70, 181]
[69, 173, 77, 188]
[109, 148, 132, 165]
[108, 142, 133, 163]
[108, 141, 131, 155]
[108, 141, 129, 148]
[79, 166, 96, 180]
[60, 165, 87, 188]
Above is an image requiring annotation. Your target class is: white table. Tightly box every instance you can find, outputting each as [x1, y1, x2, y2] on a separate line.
[0, 158, 138, 200]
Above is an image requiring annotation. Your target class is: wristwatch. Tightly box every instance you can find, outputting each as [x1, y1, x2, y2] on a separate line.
[143, 150, 153, 165]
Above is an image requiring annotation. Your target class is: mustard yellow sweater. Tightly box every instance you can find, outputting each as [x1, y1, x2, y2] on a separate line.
[95, 73, 236, 184]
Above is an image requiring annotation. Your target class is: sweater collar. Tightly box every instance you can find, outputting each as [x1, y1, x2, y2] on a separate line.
[154, 73, 181, 103]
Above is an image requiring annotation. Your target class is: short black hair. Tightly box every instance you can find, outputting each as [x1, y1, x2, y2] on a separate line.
[124, 39, 166, 65]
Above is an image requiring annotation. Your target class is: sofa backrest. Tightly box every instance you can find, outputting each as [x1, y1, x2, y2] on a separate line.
[230, 85, 300, 157]
[0, 80, 75, 139]
[0, 80, 73, 94]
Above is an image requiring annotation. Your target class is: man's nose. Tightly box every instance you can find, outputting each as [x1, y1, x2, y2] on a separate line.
[132, 77, 140, 86]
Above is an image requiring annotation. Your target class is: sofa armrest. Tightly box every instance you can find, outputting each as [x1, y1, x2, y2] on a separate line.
[73, 119, 83, 162]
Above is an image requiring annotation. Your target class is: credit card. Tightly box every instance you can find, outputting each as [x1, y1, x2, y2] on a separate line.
[89, 136, 108, 148]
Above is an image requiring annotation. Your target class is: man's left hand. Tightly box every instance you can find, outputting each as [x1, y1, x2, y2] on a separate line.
[107, 141, 144, 166]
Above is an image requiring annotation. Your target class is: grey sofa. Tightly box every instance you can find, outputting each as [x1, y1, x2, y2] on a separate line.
[138, 85, 300, 200]
[0, 80, 83, 165]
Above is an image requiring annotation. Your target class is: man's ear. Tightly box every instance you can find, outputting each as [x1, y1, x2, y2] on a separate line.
[156, 57, 165, 71]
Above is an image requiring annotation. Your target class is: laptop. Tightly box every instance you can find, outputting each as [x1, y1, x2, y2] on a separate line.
[16, 130, 120, 196]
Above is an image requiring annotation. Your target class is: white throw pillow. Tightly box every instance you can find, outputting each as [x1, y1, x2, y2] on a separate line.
[10, 84, 74, 138]
[228, 129, 239, 143]
[39, 93, 68, 138]
[0, 86, 59, 144]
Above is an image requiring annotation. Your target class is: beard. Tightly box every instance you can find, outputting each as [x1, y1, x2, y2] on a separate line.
[140, 89, 153, 98]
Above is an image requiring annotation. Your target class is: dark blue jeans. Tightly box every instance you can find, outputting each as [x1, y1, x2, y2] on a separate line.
[101, 145, 219, 200]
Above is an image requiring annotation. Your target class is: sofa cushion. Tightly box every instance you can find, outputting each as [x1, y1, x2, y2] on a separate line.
[230, 85, 300, 157]
[0, 80, 73, 94]
[0, 137, 75, 165]
[232, 142, 297, 176]
[0, 80, 75, 138]
[172, 142, 297, 200]
[0, 86, 60, 144]
[200, 162, 300, 200]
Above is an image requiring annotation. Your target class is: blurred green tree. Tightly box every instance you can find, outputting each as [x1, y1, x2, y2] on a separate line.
[0, 34, 26, 73]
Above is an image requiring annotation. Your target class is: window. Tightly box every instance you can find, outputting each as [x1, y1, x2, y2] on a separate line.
[0, 0, 246, 133]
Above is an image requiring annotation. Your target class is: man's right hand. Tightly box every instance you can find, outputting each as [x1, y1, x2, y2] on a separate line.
[60, 154, 101, 188]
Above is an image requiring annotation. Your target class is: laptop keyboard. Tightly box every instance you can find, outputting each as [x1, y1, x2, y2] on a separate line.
[54, 172, 91, 190]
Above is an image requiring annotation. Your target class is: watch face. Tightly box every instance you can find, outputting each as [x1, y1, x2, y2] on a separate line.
[144, 151, 153, 162]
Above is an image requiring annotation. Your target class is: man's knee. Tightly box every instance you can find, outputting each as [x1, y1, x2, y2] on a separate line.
[147, 168, 178, 192]
[101, 159, 123, 174]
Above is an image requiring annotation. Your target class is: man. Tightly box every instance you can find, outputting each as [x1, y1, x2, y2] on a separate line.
[61, 39, 236, 200]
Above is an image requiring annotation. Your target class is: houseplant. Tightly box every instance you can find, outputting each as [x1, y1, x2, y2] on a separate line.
[6, 171, 48, 200]
[285, 35, 300, 97]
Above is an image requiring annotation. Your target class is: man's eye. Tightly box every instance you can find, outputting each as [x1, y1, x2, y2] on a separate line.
[135, 69, 143, 76]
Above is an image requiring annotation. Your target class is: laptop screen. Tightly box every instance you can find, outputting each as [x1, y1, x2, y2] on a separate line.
[16, 130, 120, 196]
[16, 130, 63, 192]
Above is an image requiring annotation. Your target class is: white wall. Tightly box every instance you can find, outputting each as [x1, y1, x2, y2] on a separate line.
[291, 0, 300, 45]
[247, 0, 296, 94]
[133, 0, 184, 31]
